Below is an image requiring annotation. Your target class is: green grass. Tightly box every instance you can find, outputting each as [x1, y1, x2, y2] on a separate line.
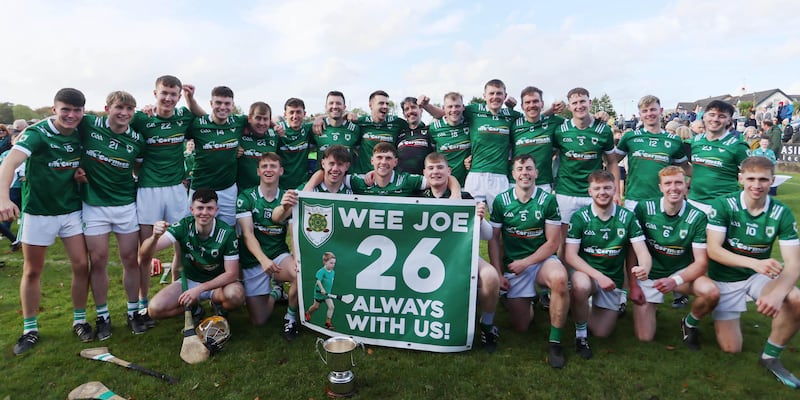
[2, 172, 800, 399]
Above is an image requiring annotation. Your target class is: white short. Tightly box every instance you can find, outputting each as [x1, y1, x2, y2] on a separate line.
[639, 268, 688, 303]
[241, 252, 291, 296]
[21, 211, 83, 246]
[465, 172, 509, 212]
[589, 279, 625, 311]
[623, 199, 638, 212]
[189, 183, 237, 226]
[82, 203, 139, 236]
[241, 266, 272, 297]
[712, 274, 770, 321]
[555, 194, 593, 224]
[687, 199, 711, 215]
[503, 255, 557, 298]
[137, 184, 188, 225]
[186, 278, 214, 302]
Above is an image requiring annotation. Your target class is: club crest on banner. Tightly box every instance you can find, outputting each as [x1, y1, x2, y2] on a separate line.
[303, 203, 334, 248]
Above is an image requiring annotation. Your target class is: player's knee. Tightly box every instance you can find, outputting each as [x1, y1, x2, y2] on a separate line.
[695, 280, 720, 301]
[783, 289, 800, 317]
[479, 269, 500, 291]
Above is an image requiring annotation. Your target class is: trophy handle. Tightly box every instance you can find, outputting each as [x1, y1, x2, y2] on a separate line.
[351, 341, 365, 367]
[316, 337, 328, 365]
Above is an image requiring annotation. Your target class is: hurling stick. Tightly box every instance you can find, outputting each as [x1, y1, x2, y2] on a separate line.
[79, 347, 177, 384]
[67, 381, 125, 400]
[328, 293, 355, 304]
[180, 269, 210, 364]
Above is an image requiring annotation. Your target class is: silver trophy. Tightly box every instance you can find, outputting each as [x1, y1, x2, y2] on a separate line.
[316, 336, 364, 398]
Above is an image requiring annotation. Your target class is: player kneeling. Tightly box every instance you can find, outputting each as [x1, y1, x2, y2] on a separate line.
[630, 166, 719, 348]
[140, 189, 244, 323]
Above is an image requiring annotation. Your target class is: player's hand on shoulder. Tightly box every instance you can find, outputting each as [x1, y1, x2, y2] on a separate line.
[417, 95, 430, 107]
[182, 84, 195, 98]
[594, 110, 610, 122]
[312, 115, 326, 135]
[140, 104, 156, 117]
[504, 96, 517, 109]
[364, 171, 376, 186]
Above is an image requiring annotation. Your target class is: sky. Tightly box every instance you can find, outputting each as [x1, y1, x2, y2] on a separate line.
[2, 0, 799, 119]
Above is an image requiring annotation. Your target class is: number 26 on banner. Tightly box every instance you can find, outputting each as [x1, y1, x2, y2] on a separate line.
[355, 235, 445, 294]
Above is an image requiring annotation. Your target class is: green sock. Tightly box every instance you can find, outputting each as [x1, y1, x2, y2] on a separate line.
[685, 313, 700, 328]
[286, 306, 297, 322]
[73, 308, 87, 325]
[549, 326, 562, 343]
[138, 298, 148, 311]
[96, 304, 110, 321]
[23, 316, 38, 334]
[269, 286, 282, 300]
[762, 340, 784, 359]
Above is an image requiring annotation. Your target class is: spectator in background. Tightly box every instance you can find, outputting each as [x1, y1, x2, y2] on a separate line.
[743, 126, 760, 151]
[690, 120, 704, 137]
[676, 125, 694, 158]
[762, 119, 783, 157]
[11, 119, 28, 139]
[751, 138, 777, 164]
[778, 101, 793, 123]
[665, 120, 680, 135]
[783, 118, 794, 143]
[745, 111, 758, 128]
[0, 125, 11, 154]
[184, 139, 195, 191]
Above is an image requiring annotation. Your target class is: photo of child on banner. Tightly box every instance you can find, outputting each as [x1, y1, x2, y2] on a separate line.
[293, 191, 480, 352]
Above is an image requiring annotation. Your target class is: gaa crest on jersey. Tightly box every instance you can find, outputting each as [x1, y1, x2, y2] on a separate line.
[303, 203, 334, 248]
[617, 228, 625, 238]
[679, 229, 688, 239]
[345, 133, 352, 141]
[591, 137, 598, 145]
[766, 226, 775, 238]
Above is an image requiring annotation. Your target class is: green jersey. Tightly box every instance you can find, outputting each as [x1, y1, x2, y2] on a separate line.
[79, 115, 145, 206]
[238, 130, 278, 191]
[615, 129, 687, 201]
[313, 120, 360, 161]
[348, 172, 425, 196]
[464, 104, 520, 174]
[314, 267, 335, 301]
[428, 118, 471, 185]
[553, 119, 615, 196]
[187, 114, 246, 190]
[131, 107, 194, 188]
[510, 114, 564, 186]
[634, 198, 707, 279]
[489, 187, 561, 270]
[707, 192, 799, 282]
[353, 115, 408, 174]
[278, 122, 312, 190]
[688, 132, 750, 203]
[166, 216, 239, 283]
[235, 186, 290, 269]
[566, 204, 645, 287]
[13, 118, 82, 215]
